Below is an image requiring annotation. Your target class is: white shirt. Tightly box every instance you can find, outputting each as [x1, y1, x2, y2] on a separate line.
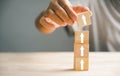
[70, 0, 120, 51]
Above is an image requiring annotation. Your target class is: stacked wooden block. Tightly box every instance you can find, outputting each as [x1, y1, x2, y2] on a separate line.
[74, 11, 92, 71]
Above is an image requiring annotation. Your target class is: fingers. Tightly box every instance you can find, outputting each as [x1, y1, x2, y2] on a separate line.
[37, 6, 67, 34]
[44, 9, 66, 27]
[36, 0, 92, 34]
[81, 7, 92, 16]
[58, 0, 77, 24]
[35, 15, 55, 34]
[49, 0, 73, 25]
[72, 6, 92, 16]
[39, 17, 59, 34]
[72, 6, 87, 13]
[38, 23, 54, 34]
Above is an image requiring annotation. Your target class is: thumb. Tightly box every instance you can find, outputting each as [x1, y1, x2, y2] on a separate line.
[72, 5, 92, 15]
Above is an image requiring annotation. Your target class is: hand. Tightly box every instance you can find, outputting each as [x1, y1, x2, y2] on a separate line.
[35, 0, 91, 34]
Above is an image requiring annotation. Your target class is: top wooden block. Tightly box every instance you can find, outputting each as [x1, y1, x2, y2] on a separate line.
[77, 11, 92, 26]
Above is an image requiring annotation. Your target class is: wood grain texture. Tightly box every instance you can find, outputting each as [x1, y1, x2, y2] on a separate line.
[74, 58, 89, 71]
[77, 11, 91, 26]
[74, 44, 89, 58]
[0, 52, 120, 76]
[74, 31, 89, 44]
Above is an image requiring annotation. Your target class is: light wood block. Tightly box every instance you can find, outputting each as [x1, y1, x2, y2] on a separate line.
[74, 58, 89, 71]
[75, 31, 89, 44]
[74, 44, 89, 58]
[77, 11, 92, 26]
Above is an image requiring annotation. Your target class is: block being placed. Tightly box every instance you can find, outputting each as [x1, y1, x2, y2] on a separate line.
[74, 44, 89, 58]
[77, 11, 92, 26]
[75, 31, 89, 44]
[74, 58, 89, 71]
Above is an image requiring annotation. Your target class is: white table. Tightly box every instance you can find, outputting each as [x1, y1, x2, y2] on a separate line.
[0, 52, 120, 76]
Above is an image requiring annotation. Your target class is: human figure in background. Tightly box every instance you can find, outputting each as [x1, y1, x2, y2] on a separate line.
[35, 0, 120, 51]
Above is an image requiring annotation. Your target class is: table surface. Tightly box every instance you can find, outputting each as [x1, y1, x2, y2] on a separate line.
[0, 52, 120, 76]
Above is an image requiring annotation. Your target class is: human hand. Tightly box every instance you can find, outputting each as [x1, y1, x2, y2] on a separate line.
[35, 0, 91, 34]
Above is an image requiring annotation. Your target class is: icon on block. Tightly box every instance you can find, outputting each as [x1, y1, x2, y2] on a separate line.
[80, 59, 84, 70]
[74, 58, 89, 71]
[80, 46, 84, 57]
[80, 33, 84, 43]
[77, 11, 92, 26]
[75, 31, 89, 44]
[74, 44, 89, 58]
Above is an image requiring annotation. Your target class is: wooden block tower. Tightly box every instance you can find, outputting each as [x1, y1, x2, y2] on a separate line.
[74, 11, 92, 71]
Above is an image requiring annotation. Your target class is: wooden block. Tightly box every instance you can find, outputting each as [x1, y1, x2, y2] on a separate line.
[74, 58, 89, 71]
[75, 31, 89, 44]
[74, 44, 89, 58]
[77, 11, 92, 26]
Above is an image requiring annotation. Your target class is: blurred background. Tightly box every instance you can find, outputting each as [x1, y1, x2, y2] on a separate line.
[0, 0, 74, 52]
[0, 0, 120, 52]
